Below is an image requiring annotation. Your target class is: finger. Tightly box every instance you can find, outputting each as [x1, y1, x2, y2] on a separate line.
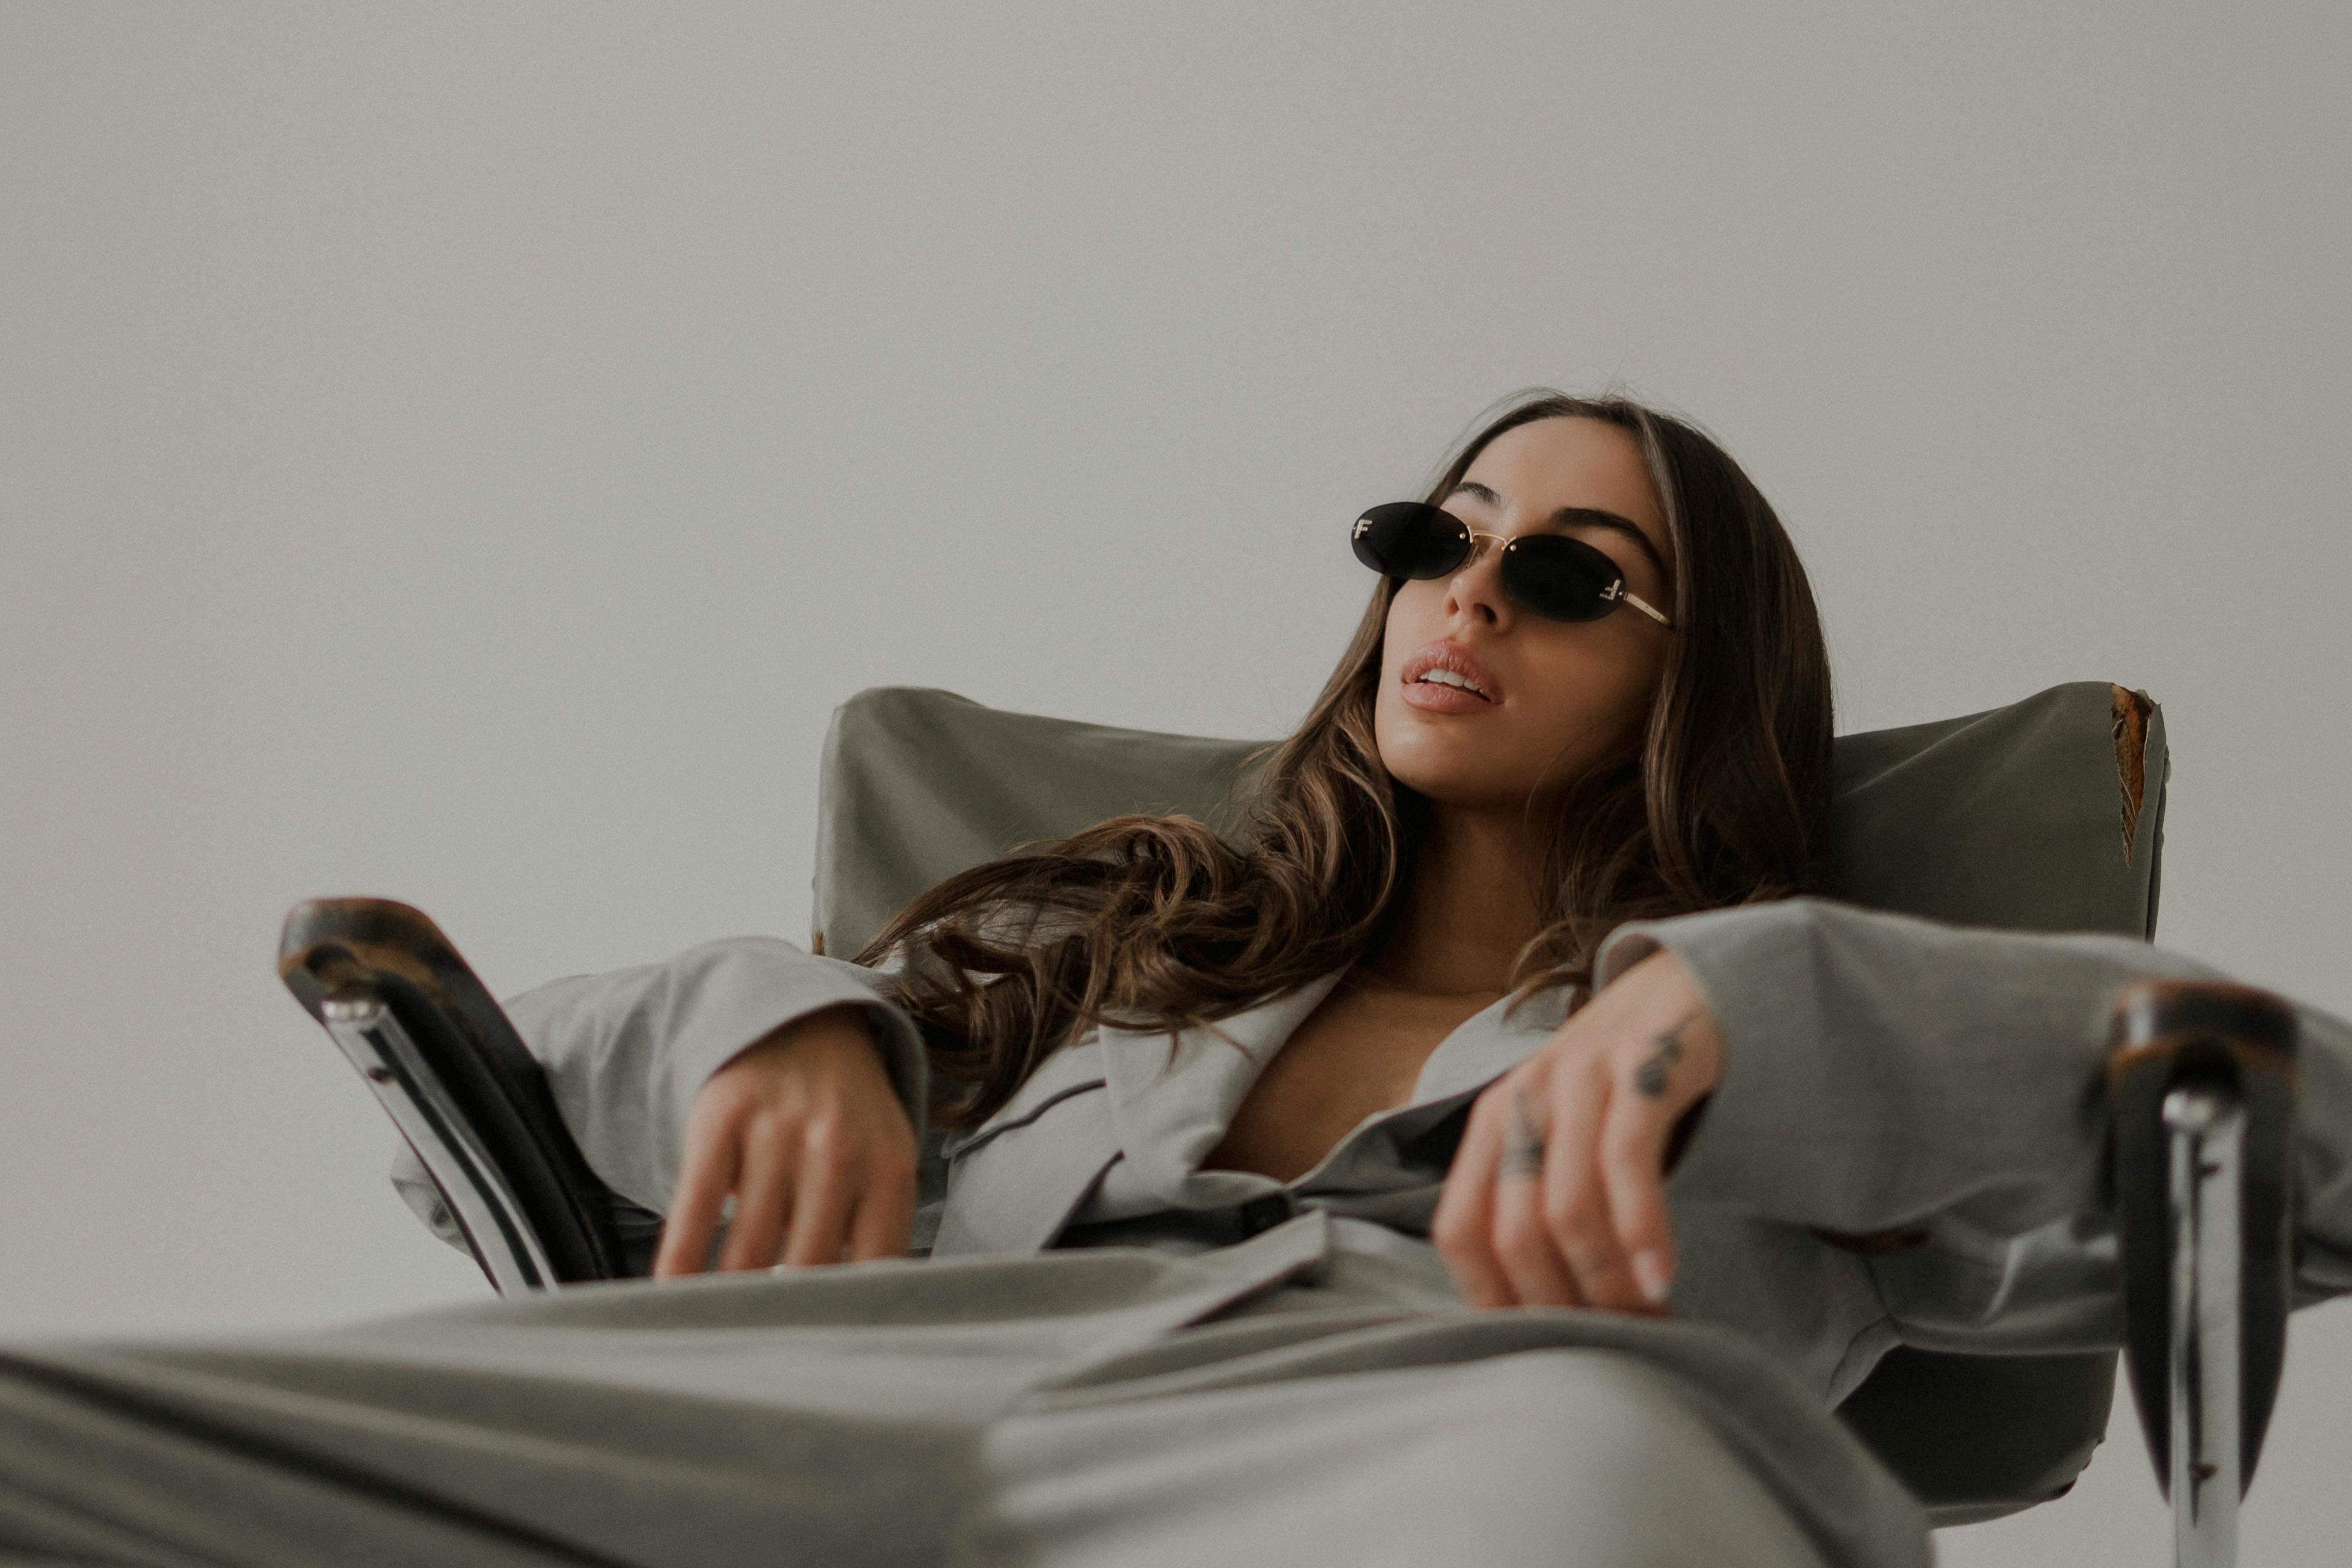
[779, 1120, 856, 1267]
[844, 1155, 917, 1263]
[1431, 1096, 1518, 1309]
[1599, 1082, 1677, 1311]
[653, 1120, 741, 1279]
[1540, 1066, 1645, 1313]
[1493, 1081, 1586, 1309]
[716, 1122, 795, 1271]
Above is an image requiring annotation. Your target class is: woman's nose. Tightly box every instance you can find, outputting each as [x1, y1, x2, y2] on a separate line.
[1444, 536, 1511, 624]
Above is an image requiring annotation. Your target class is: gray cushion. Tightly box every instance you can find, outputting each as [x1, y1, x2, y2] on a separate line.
[1828, 681, 2164, 939]
[814, 679, 2167, 957]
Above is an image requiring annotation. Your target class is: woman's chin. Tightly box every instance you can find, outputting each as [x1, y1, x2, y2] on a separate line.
[1380, 752, 1533, 813]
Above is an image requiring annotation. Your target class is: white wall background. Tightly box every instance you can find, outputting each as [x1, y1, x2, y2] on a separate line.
[4, 3, 2346, 1561]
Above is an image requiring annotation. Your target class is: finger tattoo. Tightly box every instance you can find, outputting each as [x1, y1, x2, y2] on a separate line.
[1633, 1011, 1699, 1099]
[1500, 1083, 1546, 1180]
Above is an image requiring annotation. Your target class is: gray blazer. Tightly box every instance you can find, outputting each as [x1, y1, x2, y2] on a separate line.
[395, 894, 2352, 1404]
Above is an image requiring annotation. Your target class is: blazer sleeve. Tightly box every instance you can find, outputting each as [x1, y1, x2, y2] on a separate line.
[386, 936, 934, 1235]
[1592, 896, 2352, 1354]
[504, 936, 934, 1217]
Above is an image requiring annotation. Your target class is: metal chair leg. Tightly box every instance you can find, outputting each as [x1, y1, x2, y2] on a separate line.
[2109, 979, 2299, 1568]
[318, 992, 567, 1295]
[2163, 1081, 2244, 1566]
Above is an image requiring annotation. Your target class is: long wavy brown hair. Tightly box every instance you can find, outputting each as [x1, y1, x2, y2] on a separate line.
[852, 387, 1835, 1134]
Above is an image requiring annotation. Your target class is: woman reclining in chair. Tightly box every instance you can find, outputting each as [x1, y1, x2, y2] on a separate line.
[8, 389, 2351, 1568]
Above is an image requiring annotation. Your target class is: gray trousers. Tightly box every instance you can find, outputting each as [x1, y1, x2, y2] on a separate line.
[0, 1218, 1922, 1568]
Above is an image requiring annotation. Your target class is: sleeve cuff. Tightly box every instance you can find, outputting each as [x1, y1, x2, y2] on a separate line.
[510, 936, 932, 1215]
[646, 941, 934, 1167]
[1591, 896, 2188, 1236]
[1594, 898, 1861, 1222]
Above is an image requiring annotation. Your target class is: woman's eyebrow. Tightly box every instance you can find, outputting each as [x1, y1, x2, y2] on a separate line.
[1445, 480, 1672, 582]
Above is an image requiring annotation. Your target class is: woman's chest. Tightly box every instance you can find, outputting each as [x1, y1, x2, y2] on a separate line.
[1200, 982, 1500, 1183]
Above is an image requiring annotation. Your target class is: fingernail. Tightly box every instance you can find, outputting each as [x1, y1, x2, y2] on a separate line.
[1631, 1250, 1672, 1305]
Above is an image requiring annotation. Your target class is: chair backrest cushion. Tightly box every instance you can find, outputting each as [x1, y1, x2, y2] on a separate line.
[814, 679, 2166, 959]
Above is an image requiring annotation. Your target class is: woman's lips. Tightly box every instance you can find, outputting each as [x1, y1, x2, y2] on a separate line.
[1400, 678, 1496, 715]
[1398, 640, 1503, 702]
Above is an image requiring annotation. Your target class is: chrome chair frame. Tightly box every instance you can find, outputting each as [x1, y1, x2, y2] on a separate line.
[280, 898, 628, 1291]
[2108, 978, 2299, 1568]
[2168, 1084, 2242, 1562]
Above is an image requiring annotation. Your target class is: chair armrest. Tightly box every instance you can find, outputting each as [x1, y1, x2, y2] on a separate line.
[279, 897, 632, 1291]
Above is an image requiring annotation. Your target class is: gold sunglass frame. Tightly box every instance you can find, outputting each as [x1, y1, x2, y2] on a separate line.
[1354, 516, 1676, 631]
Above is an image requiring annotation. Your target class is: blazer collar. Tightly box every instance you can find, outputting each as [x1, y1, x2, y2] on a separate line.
[1097, 966, 1575, 1206]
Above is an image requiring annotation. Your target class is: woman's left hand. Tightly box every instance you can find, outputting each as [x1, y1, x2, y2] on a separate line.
[1431, 945, 1722, 1315]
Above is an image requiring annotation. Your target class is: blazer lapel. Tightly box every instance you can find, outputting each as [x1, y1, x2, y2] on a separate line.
[930, 1037, 1119, 1257]
[1285, 981, 1578, 1200]
[1098, 968, 1349, 1207]
[1406, 980, 1576, 1108]
[930, 966, 1579, 1257]
[1100, 966, 1576, 1200]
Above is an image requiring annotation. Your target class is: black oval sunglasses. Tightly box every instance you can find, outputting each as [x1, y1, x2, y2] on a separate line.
[1350, 502, 1674, 629]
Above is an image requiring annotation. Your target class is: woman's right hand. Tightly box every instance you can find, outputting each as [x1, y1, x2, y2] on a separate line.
[652, 1001, 919, 1277]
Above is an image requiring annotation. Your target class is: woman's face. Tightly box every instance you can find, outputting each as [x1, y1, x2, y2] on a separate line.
[1374, 415, 1677, 812]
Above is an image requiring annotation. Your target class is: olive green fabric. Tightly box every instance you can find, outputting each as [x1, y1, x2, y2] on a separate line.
[806, 677, 2170, 1524]
[813, 679, 2167, 957]
[1825, 681, 2165, 940]
[812, 687, 1275, 961]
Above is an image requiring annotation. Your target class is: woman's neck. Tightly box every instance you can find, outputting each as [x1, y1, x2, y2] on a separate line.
[1360, 804, 1542, 997]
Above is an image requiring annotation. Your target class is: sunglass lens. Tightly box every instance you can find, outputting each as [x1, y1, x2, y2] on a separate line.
[1351, 502, 1467, 578]
[1502, 534, 1622, 622]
